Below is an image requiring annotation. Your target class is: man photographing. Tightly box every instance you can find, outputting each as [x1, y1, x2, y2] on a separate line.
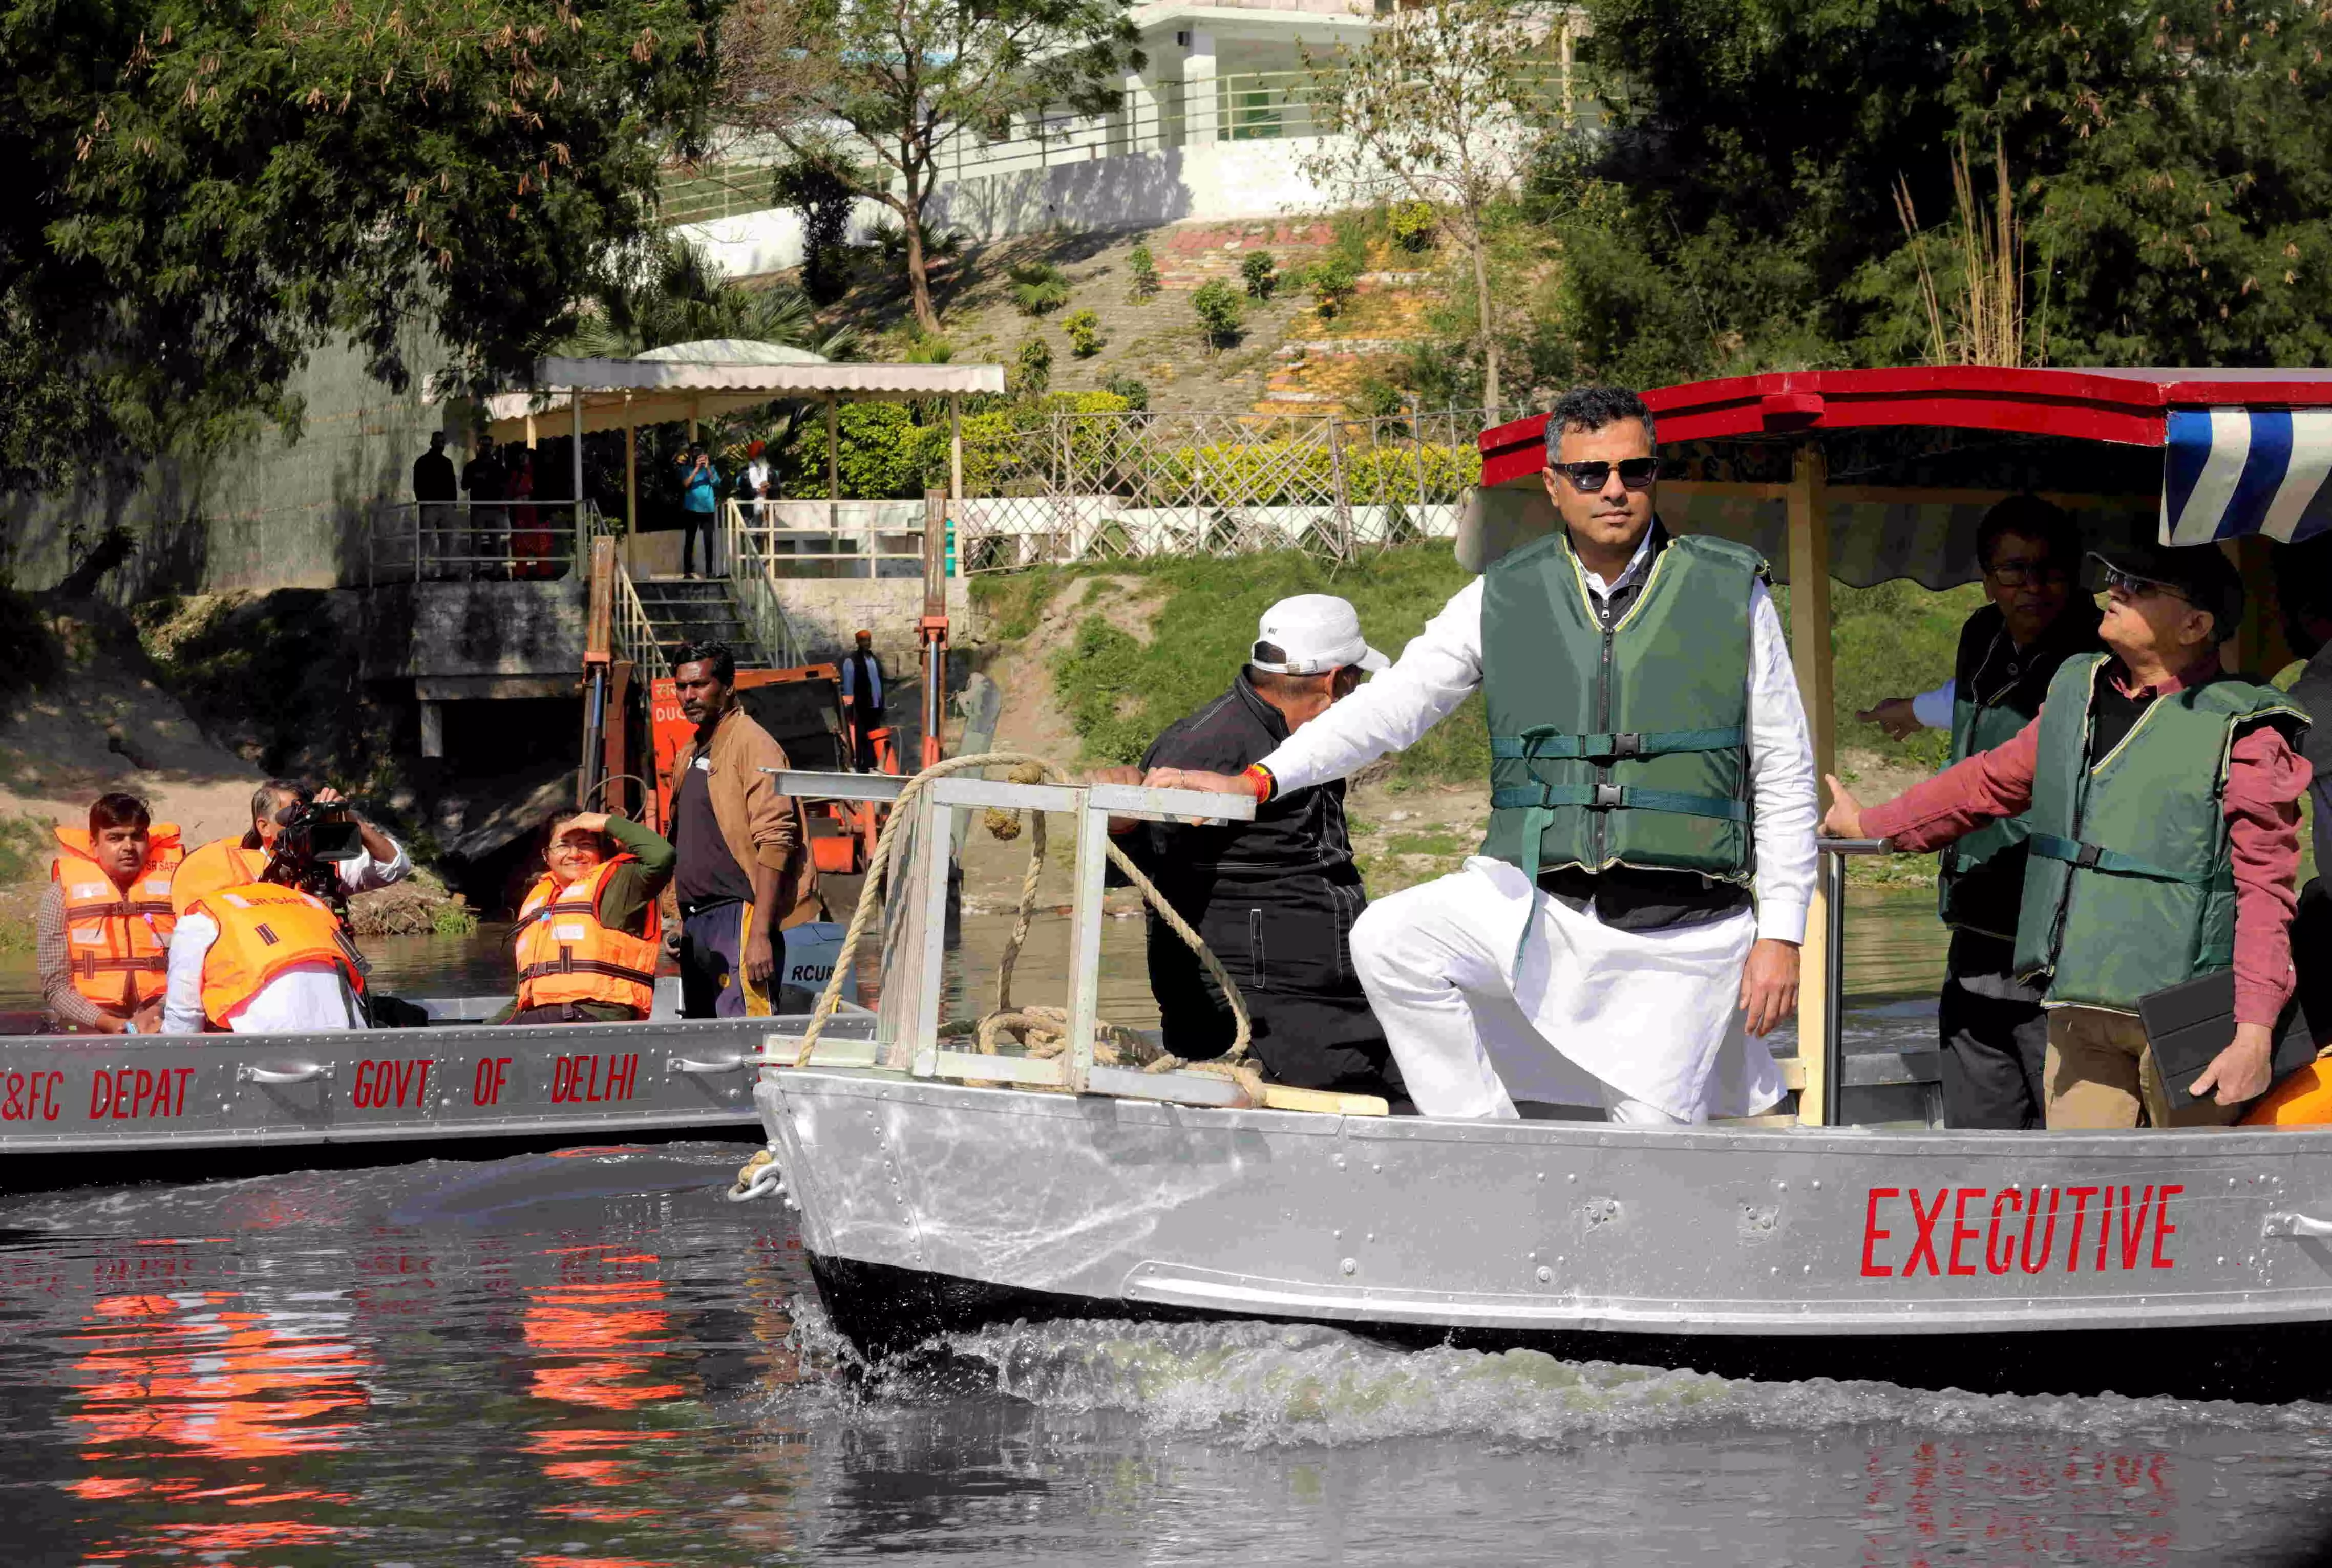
[174, 781, 410, 916]
[1149, 386, 1817, 1124]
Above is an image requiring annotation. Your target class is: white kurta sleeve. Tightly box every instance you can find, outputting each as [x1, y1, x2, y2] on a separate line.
[1909, 679, 1956, 731]
[1745, 583, 1817, 943]
[338, 833, 411, 894]
[162, 913, 218, 1034]
[1257, 578, 1487, 794]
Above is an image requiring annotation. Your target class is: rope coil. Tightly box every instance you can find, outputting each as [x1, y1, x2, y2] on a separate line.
[788, 753, 1255, 1100]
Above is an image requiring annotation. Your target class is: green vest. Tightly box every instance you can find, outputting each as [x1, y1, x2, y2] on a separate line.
[2010, 653, 2308, 1012]
[1482, 532, 1762, 967]
[1938, 689, 2039, 938]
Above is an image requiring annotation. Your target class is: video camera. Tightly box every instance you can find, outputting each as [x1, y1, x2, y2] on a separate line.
[262, 796, 364, 911]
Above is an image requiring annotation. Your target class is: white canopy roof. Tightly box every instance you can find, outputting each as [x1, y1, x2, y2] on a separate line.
[482, 339, 1005, 443]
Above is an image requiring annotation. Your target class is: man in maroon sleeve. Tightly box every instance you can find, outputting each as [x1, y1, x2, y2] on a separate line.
[1825, 544, 2311, 1129]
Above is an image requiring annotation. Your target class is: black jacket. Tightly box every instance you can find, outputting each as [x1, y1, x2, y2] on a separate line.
[412, 449, 456, 503]
[1115, 673, 1393, 1091]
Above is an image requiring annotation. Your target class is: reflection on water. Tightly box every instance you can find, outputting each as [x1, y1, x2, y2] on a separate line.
[2, 1149, 2330, 1564]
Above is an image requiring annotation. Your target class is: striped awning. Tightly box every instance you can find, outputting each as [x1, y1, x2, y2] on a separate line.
[2161, 407, 2332, 545]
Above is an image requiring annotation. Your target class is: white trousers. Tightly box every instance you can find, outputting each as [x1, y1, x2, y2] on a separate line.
[1349, 857, 1786, 1123]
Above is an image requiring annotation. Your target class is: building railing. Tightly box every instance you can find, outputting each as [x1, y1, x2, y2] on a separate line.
[656, 72, 1571, 224]
[723, 499, 936, 580]
[720, 503, 810, 667]
[366, 500, 612, 589]
[610, 566, 672, 680]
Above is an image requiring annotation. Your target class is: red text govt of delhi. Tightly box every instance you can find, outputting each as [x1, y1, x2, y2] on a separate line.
[350, 1058, 433, 1110]
[1859, 1185, 2184, 1278]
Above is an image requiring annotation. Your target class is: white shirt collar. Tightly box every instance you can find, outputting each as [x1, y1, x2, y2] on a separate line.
[1580, 525, 1657, 599]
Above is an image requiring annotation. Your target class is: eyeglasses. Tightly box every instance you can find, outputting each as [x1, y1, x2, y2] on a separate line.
[1547, 458, 1660, 493]
[1982, 559, 2070, 587]
[2102, 565, 2188, 605]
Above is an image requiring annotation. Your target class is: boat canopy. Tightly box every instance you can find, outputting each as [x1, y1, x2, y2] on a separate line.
[1477, 367, 2332, 590]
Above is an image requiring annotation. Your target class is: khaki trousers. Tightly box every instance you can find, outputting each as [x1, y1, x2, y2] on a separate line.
[2043, 1005, 2241, 1129]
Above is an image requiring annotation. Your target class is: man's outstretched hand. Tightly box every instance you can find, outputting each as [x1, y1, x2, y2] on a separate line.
[1739, 938, 1801, 1037]
[1142, 767, 1254, 825]
[1821, 774, 1876, 841]
[1856, 697, 1924, 741]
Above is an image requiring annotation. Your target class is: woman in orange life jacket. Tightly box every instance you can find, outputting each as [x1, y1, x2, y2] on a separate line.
[38, 792, 181, 1033]
[493, 809, 677, 1024]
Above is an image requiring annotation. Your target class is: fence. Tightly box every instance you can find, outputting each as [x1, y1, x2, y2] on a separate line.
[723, 499, 936, 582]
[366, 500, 612, 588]
[947, 408, 1490, 571]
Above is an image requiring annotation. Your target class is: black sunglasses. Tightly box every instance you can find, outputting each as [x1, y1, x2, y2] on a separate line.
[1548, 457, 1660, 493]
[2102, 565, 2188, 605]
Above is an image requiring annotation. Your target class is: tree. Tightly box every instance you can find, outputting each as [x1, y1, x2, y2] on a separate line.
[719, 0, 1141, 331]
[1546, 0, 2332, 382]
[559, 234, 854, 359]
[773, 147, 865, 305]
[1191, 280, 1241, 353]
[0, 0, 725, 493]
[1302, 0, 1560, 416]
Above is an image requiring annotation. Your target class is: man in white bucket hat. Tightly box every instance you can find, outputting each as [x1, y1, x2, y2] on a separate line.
[1099, 594, 1400, 1097]
[1147, 386, 1817, 1125]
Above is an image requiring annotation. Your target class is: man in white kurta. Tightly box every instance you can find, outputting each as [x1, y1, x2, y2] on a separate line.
[1149, 388, 1817, 1122]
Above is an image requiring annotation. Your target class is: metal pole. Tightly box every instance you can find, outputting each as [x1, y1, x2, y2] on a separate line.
[570, 386, 585, 537]
[950, 394, 965, 577]
[1822, 847, 1846, 1127]
[825, 395, 842, 572]
[623, 394, 638, 538]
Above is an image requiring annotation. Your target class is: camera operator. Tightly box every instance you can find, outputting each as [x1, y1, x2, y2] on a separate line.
[173, 780, 410, 915]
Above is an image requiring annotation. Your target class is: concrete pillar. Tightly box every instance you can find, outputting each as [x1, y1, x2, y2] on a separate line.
[1183, 30, 1218, 146]
[420, 701, 445, 759]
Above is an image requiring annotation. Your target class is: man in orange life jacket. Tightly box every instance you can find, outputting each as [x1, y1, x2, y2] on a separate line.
[492, 809, 676, 1024]
[173, 779, 411, 916]
[38, 793, 181, 1033]
[162, 876, 367, 1033]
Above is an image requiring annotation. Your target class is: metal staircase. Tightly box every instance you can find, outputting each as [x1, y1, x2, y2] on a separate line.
[625, 577, 775, 670]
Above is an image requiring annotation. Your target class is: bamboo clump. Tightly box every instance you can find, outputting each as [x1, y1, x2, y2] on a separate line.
[1895, 136, 2046, 368]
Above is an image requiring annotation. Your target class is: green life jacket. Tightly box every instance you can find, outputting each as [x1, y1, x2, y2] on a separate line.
[2009, 653, 2308, 1013]
[1936, 603, 2104, 938]
[1482, 529, 1764, 968]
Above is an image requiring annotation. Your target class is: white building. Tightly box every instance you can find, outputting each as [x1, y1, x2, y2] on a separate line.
[675, 0, 1581, 277]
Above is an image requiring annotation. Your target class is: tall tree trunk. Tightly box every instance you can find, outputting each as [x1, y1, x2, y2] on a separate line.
[901, 173, 938, 332]
[1469, 211, 1499, 419]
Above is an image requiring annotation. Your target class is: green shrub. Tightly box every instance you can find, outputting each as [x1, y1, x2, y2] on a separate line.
[1062, 308, 1103, 357]
[1240, 250, 1278, 299]
[1011, 333, 1054, 398]
[1103, 373, 1150, 411]
[1010, 261, 1071, 316]
[1387, 199, 1438, 253]
[0, 814, 47, 883]
[778, 401, 923, 498]
[1126, 243, 1160, 301]
[1309, 256, 1359, 318]
[1191, 279, 1242, 352]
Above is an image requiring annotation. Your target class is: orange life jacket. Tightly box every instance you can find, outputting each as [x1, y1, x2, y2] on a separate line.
[188, 882, 364, 1028]
[49, 824, 183, 1013]
[173, 837, 271, 917]
[512, 856, 662, 1018]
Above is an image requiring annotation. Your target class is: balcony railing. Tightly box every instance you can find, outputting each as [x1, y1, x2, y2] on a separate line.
[366, 500, 613, 589]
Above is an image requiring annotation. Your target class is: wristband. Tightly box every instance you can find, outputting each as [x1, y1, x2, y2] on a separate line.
[1242, 763, 1276, 804]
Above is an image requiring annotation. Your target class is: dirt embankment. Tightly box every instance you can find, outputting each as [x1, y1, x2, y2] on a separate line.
[0, 592, 470, 942]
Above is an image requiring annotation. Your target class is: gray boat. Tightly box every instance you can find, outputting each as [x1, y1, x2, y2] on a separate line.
[0, 929, 863, 1188]
[741, 770, 2332, 1404]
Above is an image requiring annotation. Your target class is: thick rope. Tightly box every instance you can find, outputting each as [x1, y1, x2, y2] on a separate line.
[789, 754, 1254, 1080]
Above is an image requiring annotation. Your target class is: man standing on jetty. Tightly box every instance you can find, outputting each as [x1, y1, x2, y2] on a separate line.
[1148, 386, 1818, 1123]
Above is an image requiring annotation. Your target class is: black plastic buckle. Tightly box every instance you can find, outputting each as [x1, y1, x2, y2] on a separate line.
[1607, 732, 1642, 759]
[1590, 783, 1625, 810]
[2073, 842, 2102, 869]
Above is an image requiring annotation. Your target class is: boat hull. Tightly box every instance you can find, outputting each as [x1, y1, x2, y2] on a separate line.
[759, 1068, 2332, 1400]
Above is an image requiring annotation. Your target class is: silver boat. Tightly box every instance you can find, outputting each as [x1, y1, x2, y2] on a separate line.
[746, 770, 2332, 1403]
[0, 930, 867, 1188]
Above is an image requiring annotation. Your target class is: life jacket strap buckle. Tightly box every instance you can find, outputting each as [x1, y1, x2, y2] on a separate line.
[1605, 732, 1642, 759]
[2073, 842, 2102, 869]
[1589, 783, 1624, 811]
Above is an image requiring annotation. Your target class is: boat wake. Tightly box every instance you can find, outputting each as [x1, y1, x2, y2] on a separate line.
[853, 1315, 2332, 1450]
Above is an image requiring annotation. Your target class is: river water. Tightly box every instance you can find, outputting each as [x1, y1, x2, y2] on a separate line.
[5, 893, 2332, 1563]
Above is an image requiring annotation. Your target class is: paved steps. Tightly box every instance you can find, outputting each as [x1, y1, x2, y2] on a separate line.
[630, 576, 773, 669]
